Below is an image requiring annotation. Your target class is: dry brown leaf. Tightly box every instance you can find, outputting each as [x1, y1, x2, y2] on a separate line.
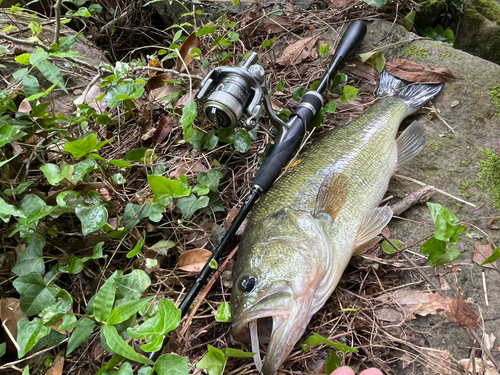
[0, 297, 26, 354]
[276, 35, 320, 66]
[385, 59, 455, 83]
[447, 295, 480, 329]
[138, 108, 153, 138]
[270, 98, 284, 112]
[149, 84, 182, 103]
[487, 217, 499, 230]
[152, 115, 173, 146]
[148, 58, 161, 77]
[175, 32, 201, 72]
[169, 160, 207, 179]
[146, 73, 173, 92]
[256, 16, 292, 34]
[176, 89, 199, 109]
[222, 206, 240, 230]
[46, 349, 65, 375]
[178, 248, 212, 273]
[458, 359, 498, 375]
[423, 350, 453, 375]
[18, 99, 32, 113]
[473, 241, 498, 269]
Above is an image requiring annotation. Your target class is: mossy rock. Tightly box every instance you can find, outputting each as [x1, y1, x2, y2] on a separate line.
[455, 0, 500, 64]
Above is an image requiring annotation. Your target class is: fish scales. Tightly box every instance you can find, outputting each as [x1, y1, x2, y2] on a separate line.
[231, 71, 444, 375]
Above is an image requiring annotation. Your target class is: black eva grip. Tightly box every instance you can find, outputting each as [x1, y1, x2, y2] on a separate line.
[252, 123, 305, 192]
[335, 21, 367, 61]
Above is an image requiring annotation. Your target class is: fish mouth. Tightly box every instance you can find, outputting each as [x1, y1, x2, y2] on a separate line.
[232, 291, 311, 375]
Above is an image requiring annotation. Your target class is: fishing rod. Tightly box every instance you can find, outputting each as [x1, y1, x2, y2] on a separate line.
[149, 20, 367, 361]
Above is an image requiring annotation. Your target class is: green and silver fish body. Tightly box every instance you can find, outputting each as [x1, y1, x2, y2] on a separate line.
[230, 71, 444, 375]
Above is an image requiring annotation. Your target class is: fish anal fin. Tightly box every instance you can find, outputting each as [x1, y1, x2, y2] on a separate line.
[396, 120, 427, 170]
[353, 206, 393, 255]
[314, 172, 349, 222]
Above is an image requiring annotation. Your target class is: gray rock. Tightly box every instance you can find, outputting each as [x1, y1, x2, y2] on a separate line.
[324, 20, 500, 371]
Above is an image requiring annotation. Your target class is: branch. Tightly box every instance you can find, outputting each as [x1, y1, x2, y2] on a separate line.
[133, 66, 204, 81]
[53, 0, 62, 45]
[390, 185, 436, 216]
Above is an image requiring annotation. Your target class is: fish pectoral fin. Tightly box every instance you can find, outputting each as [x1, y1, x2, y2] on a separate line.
[353, 206, 393, 255]
[314, 172, 349, 222]
[395, 120, 427, 170]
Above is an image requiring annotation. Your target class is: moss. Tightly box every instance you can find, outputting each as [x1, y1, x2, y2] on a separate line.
[403, 45, 429, 60]
[491, 84, 500, 117]
[477, 148, 500, 210]
[465, 5, 487, 27]
[427, 138, 440, 153]
[460, 182, 474, 198]
[474, 0, 500, 23]
[418, 0, 448, 13]
[437, 44, 457, 60]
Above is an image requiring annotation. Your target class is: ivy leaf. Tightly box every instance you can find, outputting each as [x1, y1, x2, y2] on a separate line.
[195, 345, 226, 375]
[40, 289, 73, 326]
[292, 87, 307, 101]
[67, 317, 95, 355]
[192, 184, 210, 195]
[202, 130, 218, 151]
[403, 10, 416, 31]
[17, 318, 51, 357]
[93, 271, 118, 323]
[127, 300, 180, 340]
[58, 315, 78, 332]
[177, 194, 209, 220]
[102, 325, 154, 364]
[59, 255, 83, 274]
[40, 163, 71, 185]
[359, 51, 386, 73]
[427, 202, 466, 244]
[82, 242, 104, 262]
[148, 175, 191, 203]
[180, 101, 197, 128]
[13, 272, 60, 316]
[215, 302, 231, 322]
[15, 53, 31, 65]
[0, 342, 5, 357]
[106, 297, 153, 326]
[154, 353, 189, 375]
[121, 203, 152, 230]
[197, 169, 223, 192]
[0, 196, 25, 223]
[12, 236, 45, 276]
[115, 269, 151, 302]
[339, 85, 359, 105]
[233, 129, 251, 153]
[55, 34, 80, 52]
[303, 332, 358, 354]
[71, 158, 98, 183]
[127, 237, 144, 258]
[16, 194, 56, 236]
[138, 366, 154, 375]
[75, 192, 108, 235]
[4, 181, 33, 197]
[0, 123, 19, 147]
[64, 133, 98, 158]
[104, 83, 145, 108]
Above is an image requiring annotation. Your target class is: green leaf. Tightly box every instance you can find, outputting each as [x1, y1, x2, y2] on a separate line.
[339, 85, 359, 105]
[121, 203, 151, 230]
[303, 332, 358, 354]
[93, 272, 117, 322]
[0, 154, 17, 168]
[82, 242, 104, 262]
[103, 325, 154, 364]
[115, 269, 151, 302]
[0, 45, 12, 54]
[359, 0, 388, 6]
[64, 133, 98, 158]
[325, 350, 341, 374]
[94, 355, 125, 375]
[197, 169, 223, 192]
[0, 123, 18, 147]
[104, 83, 144, 108]
[71, 158, 98, 183]
[67, 317, 95, 355]
[359, 51, 386, 73]
[40, 289, 73, 326]
[223, 348, 254, 358]
[403, 10, 416, 31]
[0, 196, 25, 223]
[75, 193, 108, 235]
[116, 362, 133, 375]
[233, 129, 251, 153]
[481, 248, 500, 266]
[23, 75, 39, 103]
[145, 258, 157, 268]
[55, 34, 80, 52]
[420, 236, 461, 267]
[0, 342, 5, 357]
[149, 240, 176, 255]
[319, 42, 330, 58]
[12, 236, 45, 276]
[110, 159, 132, 168]
[196, 345, 226, 375]
[148, 175, 191, 203]
[123, 148, 156, 163]
[127, 300, 180, 340]
[59, 255, 83, 274]
[177, 194, 209, 220]
[154, 353, 189, 375]
[17, 318, 51, 357]
[138, 366, 154, 375]
[36, 59, 66, 92]
[15, 53, 31, 65]
[196, 26, 216, 36]
[381, 239, 403, 254]
[106, 297, 153, 325]
[13, 272, 60, 316]
[58, 315, 78, 332]
[22, 366, 29, 375]
[427, 203, 465, 243]
[3, 181, 33, 197]
[209, 258, 218, 270]
[215, 302, 231, 322]
[112, 173, 126, 184]
[292, 87, 307, 101]
[127, 237, 144, 258]
[40, 163, 71, 185]
[16, 194, 56, 236]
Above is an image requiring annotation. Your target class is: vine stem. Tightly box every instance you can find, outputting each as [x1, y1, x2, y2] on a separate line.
[53, 0, 62, 45]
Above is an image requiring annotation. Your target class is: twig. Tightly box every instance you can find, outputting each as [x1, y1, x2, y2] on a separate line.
[482, 271, 489, 307]
[175, 48, 192, 100]
[133, 66, 203, 81]
[0, 33, 97, 71]
[180, 245, 239, 337]
[390, 185, 436, 216]
[468, 329, 500, 372]
[101, 10, 129, 31]
[74, 69, 103, 106]
[380, 232, 440, 290]
[394, 174, 476, 207]
[53, 0, 62, 45]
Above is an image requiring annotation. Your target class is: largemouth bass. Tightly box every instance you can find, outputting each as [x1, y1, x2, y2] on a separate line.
[230, 71, 444, 375]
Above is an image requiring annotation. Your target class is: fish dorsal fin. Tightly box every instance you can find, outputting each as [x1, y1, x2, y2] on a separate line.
[353, 206, 393, 255]
[314, 172, 349, 222]
[396, 120, 427, 170]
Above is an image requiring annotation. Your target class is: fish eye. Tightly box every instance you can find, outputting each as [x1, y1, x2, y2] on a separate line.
[240, 275, 257, 294]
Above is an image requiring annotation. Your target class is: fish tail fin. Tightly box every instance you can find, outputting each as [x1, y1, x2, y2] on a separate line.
[377, 71, 444, 112]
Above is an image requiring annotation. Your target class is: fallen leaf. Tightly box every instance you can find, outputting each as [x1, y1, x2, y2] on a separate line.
[138, 107, 153, 138]
[451, 100, 459, 107]
[222, 206, 240, 230]
[178, 248, 212, 273]
[487, 217, 499, 230]
[381, 225, 391, 239]
[146, 73, 173, 92]
[46, 349, 65, 375]
[447, 295, 480, 329]
[423, 350, 453, 375]
[175, 32, 201, 72]
[0, 297, 26, 354]
[152, 115, 173, 146]
[458, 359, 498, 375]
[17, 99, 32, 113]
[270, 98, 284, 112]
[169, 160, 207, 179]
[256, 16, 292, 34]
[176, 89, 199, 108]
[148, 58, 161, 77]
[385, 59, 455, 83]
[276, 35, 320, 66]
[473, 241, 498, 269]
